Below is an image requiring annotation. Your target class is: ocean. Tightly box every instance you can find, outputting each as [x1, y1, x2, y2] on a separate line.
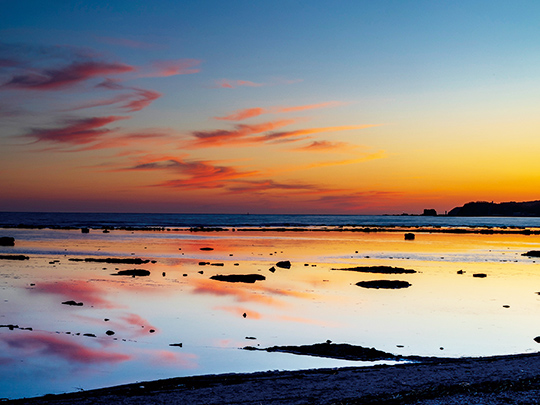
[3, 212, 540, 399]
[2, 211, 540, 229]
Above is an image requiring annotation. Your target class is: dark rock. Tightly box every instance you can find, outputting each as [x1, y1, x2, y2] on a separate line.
[269, 266, 276, 273]
[62, 300, 83, 306]
[243, 342, 399, 361]
[523, 251, 540, 257]
[457, 270, 465, 274]
[199, 262, 209, 266]
[198, 270, 204, 274]
[69, 257, 150, 264]
[106, 330, 115, 336]
[0, 237, 15, 246]
[356, 280, 411, 289]
[421, 209, 437, 216]
[111, 269, 150, 277]
[0, 324, 19, 330]
[0, 254, 29, 261]
[404, 233, 415, 240]
[210, 274, 266, 283]
[81, 228, 90, 233]
[243, 313, 247, 318]
[83, 333, 96, 337]
[162, 272, 166, 277]
[276, 260, 291, 269]
[200, 247, 214, 251]
[332, 266, 416, 274]
[169, 343, 183, 347]
[534, 336, 540, 343]
[473, 273, 487, 278]
[211, 263, 225, 266]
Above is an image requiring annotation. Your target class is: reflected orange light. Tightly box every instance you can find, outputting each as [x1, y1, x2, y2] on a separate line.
[33, 281, 116, 308]
[214, 306, 262, 319]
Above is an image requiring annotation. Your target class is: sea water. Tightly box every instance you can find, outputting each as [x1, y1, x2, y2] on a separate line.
[2, 214, 540, 399]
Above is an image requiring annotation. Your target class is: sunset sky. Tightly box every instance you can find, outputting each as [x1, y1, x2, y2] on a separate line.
[1, 1, 540, 214]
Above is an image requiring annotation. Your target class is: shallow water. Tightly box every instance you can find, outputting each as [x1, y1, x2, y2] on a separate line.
[2, 228, 540, 399]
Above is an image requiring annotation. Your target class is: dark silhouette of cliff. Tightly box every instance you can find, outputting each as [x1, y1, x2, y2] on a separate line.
[448, 200, 540, 217]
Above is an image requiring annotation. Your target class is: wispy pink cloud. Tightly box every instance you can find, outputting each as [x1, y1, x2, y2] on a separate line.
[226, 179, 318, 194]
[214, 107, 265, 121]
[188, 122, 378, 148]
[24, 115, 130, 145]
[214, 102, 344, 121]
[93, 79, 162, 112]
[121, 88, 162, 111]
[189, 119, 298, 147]
[292, 140, 353, 152]
[124, 156, 258, 189]
[3, 61, 134, 90]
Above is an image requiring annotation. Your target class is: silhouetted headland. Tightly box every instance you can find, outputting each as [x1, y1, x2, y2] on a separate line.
[449, 200, 540, 217]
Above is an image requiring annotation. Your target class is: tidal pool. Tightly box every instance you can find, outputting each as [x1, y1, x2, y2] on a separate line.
[1, 228, 540, 399]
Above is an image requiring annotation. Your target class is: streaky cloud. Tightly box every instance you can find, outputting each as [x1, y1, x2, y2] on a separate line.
[293, 140, 355, 152]
[189, 119, 297, 147]
[214, 101, 343, 121]
[214, 107, 265, 121]
[125, 156, 258, 189]
[24, 115, 130, 145]
[226, 179, 318, 193]
[2, 61, 134, 90]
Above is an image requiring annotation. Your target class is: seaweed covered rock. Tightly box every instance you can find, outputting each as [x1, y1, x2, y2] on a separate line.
[356, 280, 411, 289]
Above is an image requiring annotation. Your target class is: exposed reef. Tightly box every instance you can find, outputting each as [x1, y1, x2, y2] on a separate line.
[0, 254, 29, 260]
[0, 236, 15, 246]
[356, 280, 412, 289]
[69, 257, 151, 264]
[332, 265, 416, 274]
[210, 274, 266, 283]
[111, 269, 151, 277]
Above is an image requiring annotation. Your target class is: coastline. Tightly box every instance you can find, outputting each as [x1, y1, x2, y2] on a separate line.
[3, 221, 540, 401]
[7, 351, 540, 404]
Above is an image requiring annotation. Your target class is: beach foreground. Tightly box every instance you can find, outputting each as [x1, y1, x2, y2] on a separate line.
[8, 351, 540, 404]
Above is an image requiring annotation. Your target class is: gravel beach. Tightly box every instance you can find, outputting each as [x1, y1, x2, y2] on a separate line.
[7, 352, 540, 404]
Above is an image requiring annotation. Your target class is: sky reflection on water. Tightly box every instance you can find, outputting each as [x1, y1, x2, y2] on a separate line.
[2, 229, 540, 399]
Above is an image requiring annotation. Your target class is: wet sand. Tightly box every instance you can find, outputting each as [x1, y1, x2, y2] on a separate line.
[7, 351, 540, 404]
